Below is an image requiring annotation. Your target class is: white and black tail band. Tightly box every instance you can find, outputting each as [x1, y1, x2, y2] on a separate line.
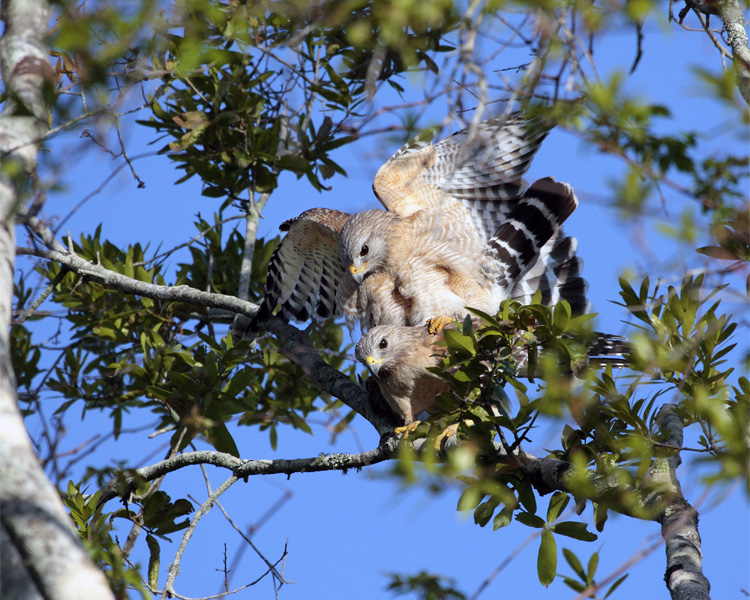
[488, 177, 579, 290]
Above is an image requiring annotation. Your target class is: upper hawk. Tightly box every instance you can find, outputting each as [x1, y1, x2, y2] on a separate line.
[252, 114, 587, 332]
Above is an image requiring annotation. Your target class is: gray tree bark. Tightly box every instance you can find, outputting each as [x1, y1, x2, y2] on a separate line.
[0, 2, 114, 599]
[720, 0, 750, 104]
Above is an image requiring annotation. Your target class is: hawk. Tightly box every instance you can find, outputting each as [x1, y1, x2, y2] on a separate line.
[253, 114, 587, 332]
[355, 324, 448, 425]
[355, 323, 629, 427]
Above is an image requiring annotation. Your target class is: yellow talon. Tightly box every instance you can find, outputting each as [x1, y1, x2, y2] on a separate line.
[434, 423, 460, 450]
[394, 421, 422, 438]
[434, 419, 476, 450]
[426, 315, 454, 334]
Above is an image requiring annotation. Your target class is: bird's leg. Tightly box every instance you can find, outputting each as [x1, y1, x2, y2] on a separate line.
[434, 423, 460, 449]
[394, 421, 422, 437]
[434, 419, 476, 450]
[426, 315, 455, 334]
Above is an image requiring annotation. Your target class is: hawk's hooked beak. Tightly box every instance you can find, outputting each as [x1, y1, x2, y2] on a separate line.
[365, 355, 382, 376]
[349, 262, 369, 283]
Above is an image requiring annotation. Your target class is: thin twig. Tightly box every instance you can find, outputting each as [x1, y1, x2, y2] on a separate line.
[163, 474, 240, 598]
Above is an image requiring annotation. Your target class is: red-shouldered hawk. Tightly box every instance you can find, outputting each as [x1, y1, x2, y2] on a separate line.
[253, 114, 587, 332]
[355, 323, 629, 426]
[354, 324, 447, 425]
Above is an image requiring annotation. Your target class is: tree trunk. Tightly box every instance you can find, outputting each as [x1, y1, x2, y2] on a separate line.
[0, 2, 114, 598]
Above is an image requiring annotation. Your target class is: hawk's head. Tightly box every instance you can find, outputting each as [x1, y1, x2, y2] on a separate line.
[339, 210, 397, 284]
[355, 324, 429, 377]
[355, 325, 397, 378]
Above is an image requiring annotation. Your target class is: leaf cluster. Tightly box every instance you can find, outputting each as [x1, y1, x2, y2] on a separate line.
[13, 217, 348, 466]
[390, 274, 747, 588]
[386, 571, 466, 600]
[64, 481, 149, 599]
[135, 0, 457, 201]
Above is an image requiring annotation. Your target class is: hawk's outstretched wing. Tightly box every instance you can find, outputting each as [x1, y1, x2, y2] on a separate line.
[373, 114, 552, 239]
[486, 176, 578, 300]
[253, 208, 354, 325]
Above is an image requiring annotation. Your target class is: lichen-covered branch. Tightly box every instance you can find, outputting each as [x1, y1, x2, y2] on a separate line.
[99, 444, 398, 506]
[0, 1, 114, 599]
[719, 0, 750, 104]
[517, 454, 654, 519]
[654, 407, 711, 600]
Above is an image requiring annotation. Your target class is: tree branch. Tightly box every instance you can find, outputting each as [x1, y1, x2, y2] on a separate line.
[99, 444, 398, 506]
[654, 406, 711, 600]
[19, 213, 397, 436]
[164, 475, 240, 599]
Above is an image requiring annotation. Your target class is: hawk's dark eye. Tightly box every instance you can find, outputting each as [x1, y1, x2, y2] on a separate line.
[360, 245, 369, 257]
[379, 338, 388, 350]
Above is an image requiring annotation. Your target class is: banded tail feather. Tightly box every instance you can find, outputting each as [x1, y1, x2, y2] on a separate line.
[586, 332, 630, 369]
[487, 177, 578, 295]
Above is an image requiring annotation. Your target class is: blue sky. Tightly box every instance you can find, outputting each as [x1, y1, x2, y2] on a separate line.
[19, 10, 750, 600]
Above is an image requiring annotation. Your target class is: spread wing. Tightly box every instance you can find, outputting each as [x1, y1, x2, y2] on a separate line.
[372, 114, 552, 242]
[253, 208, 354, 325]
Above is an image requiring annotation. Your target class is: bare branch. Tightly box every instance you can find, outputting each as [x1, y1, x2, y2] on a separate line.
[99, 444, 397, 507]
[163, 474, 239, 599]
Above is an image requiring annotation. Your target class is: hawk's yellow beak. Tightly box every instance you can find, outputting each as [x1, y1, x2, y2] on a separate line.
[365, 355, 382, 376]
[349, 261, 369, 275]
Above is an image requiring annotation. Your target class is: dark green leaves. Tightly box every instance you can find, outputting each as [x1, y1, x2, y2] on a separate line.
[561, 548, 628, 598]
[518, 492, 598, 587]
[386, 571, 466, 600]
[136, 0, 458, 201]
[64, 481, 149, 598]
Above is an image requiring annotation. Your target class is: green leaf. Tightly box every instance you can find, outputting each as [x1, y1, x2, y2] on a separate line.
[457, 485, 484, 511]
[593, 502, 609, 532]
[562, 548, 585, 580]
[552, 300, 571, 333]
[546, 491, 570, 523]
[516, 512, 546, 528]
[561, 577, 586, 593]
[209, 422, 240, 457]
[552, 521, 598, 542]
[516, 482, 537, 514]
[537, 528, 557, 587]
[492, 506, 513, 530]
[474, 498, 499, 527]
[442, 329, 476, 355]
[146, 534, 161, 590]
[587, 550, 600, 582]
[604, 574, 629, 598]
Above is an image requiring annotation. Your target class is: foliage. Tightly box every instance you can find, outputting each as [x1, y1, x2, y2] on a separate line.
[386, 571, 467, 600]
[390, 274, 748, 586]
[64, 482, 150, 599]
